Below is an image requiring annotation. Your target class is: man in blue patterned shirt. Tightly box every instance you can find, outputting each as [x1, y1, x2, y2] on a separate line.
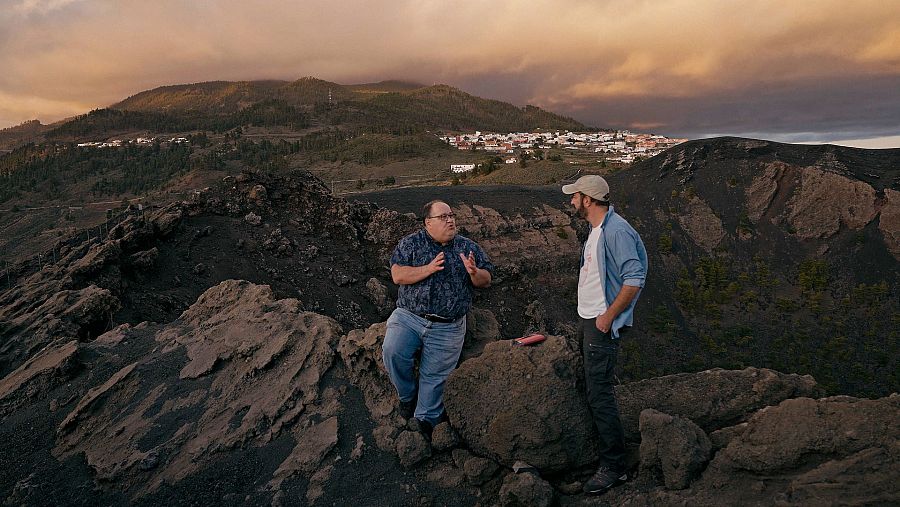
[382, 200, 494, 435]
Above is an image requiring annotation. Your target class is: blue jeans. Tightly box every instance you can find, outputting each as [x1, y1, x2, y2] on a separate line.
[382, 308, 466, 425]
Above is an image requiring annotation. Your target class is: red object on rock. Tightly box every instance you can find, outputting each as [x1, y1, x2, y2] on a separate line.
[514, 334, 546, 346]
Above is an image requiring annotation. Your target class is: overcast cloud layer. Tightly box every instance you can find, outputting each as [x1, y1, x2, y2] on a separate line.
[1, 0, 899, 146]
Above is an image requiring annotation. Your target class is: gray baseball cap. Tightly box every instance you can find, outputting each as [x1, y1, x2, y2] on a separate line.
[562, 175, 610, 202]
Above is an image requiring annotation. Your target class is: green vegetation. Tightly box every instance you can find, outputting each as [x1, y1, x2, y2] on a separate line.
[670, 253, 898, 397]
[0, 142, 192, 201]
[46, 102, 311, 139]
[294, 132, 450, 165]
[103, 80, 585, 137]
[658, 223, 674, 253]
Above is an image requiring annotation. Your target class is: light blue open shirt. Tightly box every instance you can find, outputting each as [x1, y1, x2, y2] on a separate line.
[580, 206, 648, 338]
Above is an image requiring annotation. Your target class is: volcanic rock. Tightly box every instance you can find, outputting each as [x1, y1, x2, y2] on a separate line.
[676, 196, 726, 252]
[430, 421, 460, 452]
[786, 167, 878, 239]
[444, 336, 599, 471]
[426, 463, 465, 488]
[638, 408, 712, 489]
[395, 430, 431, 467]
[453, 203, 577, 269]
[244, 212, 262, 226]
[248, 184, 268, 202]
[684, 394, 900, 505]
[0, 340, 79, 417]
[338, 322, 401, 450]
[146, 203, 184, 237]
[463, 455, 499, 485]
[364, 277, 391, 315]
[462, 307, 500, 362]
[708, 422, 747, 451]
[746, 162, 783, 223]
[0, 285, 119, 376]
[498, 472, 554, 507]
[879, 188, 900, 258]
[616, 367, 822, 440]
[52, 280, 344, 496]
[126, 247, 158, 270]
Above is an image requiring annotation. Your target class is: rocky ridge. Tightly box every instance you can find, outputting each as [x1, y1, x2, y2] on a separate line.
[1, 140, 899, 504]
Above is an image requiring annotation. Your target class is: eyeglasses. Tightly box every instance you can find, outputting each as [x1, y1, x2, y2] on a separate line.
[426, 213, 456, 222]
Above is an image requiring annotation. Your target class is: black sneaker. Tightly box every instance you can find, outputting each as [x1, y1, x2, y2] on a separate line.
[414, 419, 434, 438]
[583, 466, 627, 494]
[398, 399, 415, 420]
[404, 418, 434, 442]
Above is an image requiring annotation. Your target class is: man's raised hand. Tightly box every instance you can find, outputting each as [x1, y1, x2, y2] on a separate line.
[459, 251, 478, 275]
[428, 251, 446, 273]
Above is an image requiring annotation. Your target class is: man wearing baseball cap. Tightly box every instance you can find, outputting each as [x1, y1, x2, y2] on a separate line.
[562, 175, 648, 494]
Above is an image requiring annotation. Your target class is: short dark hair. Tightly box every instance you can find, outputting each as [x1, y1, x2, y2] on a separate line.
[422, 200, 445, 221]
[576, 191, 609, 207]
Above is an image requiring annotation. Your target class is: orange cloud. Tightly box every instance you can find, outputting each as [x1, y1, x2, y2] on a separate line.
[0, 0, 897, 140]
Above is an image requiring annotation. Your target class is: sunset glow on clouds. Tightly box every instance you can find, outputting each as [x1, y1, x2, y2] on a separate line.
[1, 0, 898, 145]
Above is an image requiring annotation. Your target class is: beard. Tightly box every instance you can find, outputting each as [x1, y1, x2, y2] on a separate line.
[574, 202, 588, 218]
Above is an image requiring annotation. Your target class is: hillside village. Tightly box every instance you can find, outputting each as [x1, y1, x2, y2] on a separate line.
[77, 136, 189, 148]
[440, 130, 687, 171]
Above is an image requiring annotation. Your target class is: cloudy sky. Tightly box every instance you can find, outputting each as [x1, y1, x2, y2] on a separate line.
[2, 0, 899, 146]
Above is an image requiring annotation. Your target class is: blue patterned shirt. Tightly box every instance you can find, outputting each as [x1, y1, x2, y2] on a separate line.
[390, 229, 494, 319]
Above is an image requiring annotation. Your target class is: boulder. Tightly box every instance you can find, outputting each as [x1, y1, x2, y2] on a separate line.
[395, 430, 431, 467]
[147, 203, 184, 237]
[638, 409, 712, 489]
[430, 422, 460, 452]
[338, 322, 402, 450]
[462, 307, 500, 362]
[126, 247, 158, 270]
[680, 395, 900, 506]
[444, 336, 598, 471]
[711, 395, 899, 474]
[364, 277, 392, 316]
[498, 472, 554, 507]
[616, 367, 822, 440]
[463, 455, 499, 485]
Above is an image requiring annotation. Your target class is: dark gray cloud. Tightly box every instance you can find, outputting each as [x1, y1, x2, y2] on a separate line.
[536, 74, 900, 141]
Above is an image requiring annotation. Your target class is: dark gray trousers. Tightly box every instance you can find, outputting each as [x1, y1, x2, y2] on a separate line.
[580, 317, 626, 471]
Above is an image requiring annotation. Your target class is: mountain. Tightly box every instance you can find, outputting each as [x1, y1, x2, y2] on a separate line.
[0, 120, 53, 151]
[345, 80, 426, 94]
[99, 77, 586, 134]
[0, 78, 586, 149]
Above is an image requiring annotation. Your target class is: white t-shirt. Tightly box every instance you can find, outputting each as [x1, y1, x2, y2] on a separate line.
[578, 224, 608, 319]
